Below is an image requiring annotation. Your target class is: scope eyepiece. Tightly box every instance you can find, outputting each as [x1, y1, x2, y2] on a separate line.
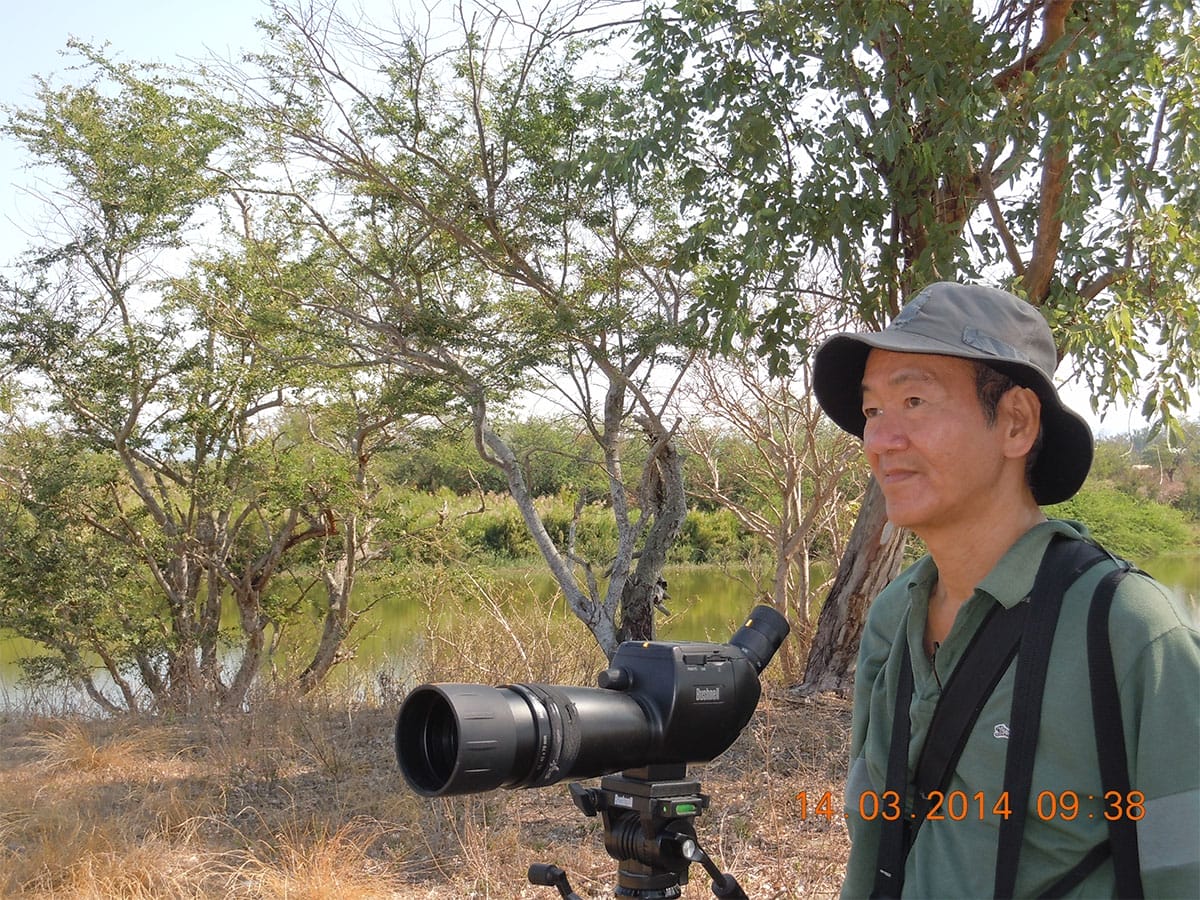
[729, 605, 790, 673]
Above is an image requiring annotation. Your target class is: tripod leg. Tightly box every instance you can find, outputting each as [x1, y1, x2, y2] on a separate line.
[528, 862, 586, 900]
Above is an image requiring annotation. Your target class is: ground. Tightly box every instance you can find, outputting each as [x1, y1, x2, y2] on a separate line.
[0, 689, 853, 898]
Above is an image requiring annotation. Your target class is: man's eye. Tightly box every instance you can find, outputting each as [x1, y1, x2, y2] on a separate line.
[863, 407, 881, 419]
[904, 396, 923, 409]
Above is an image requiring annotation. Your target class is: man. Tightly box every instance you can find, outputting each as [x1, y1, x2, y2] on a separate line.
[812, 282, 1199, 898]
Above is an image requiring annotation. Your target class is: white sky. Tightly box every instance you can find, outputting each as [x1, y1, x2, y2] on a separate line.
[0, 1, 1188, 437]
[1, 0, 268, 223]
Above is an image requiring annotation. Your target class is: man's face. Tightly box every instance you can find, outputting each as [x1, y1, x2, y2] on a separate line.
[860, 349, 1013, 537]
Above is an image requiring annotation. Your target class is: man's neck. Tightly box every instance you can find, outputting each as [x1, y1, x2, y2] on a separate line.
[921, 503, 1047, 653]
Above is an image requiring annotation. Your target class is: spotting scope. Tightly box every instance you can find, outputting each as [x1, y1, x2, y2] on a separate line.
[396, 605, 789, 797]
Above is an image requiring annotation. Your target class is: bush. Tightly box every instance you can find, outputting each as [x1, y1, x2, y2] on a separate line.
[672, 509, 751, 564]
[1047, 486, 1197, 560]
[456, 502, 536, 559]
[535, 496, 620, 562]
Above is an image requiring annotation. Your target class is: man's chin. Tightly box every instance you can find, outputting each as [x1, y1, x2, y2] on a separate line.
[880, 501, 926, 533]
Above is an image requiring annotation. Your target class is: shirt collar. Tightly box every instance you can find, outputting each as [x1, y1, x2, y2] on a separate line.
[902, 519, 1091, 610]
[978, 519, 1091, 608]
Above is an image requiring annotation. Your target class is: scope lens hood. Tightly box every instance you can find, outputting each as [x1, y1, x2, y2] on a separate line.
[396, 683, 529, 796]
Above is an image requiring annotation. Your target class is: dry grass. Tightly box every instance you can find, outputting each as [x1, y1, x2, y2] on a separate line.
[0, 595, 852, 898]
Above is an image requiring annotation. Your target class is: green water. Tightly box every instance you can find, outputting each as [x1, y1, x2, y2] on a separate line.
[2, 553, 1196, 710]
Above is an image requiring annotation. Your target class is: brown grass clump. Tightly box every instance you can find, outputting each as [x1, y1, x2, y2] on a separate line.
[0, 592, 853, 898]
[413, 575, 609, 687]
[232, 816, 391, 899]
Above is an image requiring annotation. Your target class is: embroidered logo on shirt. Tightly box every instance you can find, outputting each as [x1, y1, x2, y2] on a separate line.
[993, 723, 1010, 740]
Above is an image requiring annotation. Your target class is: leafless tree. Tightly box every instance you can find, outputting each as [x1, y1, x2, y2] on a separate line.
[678, 328, 864, 678]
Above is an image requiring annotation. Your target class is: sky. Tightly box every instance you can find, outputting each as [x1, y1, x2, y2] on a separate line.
[0, 1, 1187, 436]
[0, 0, 276, 256]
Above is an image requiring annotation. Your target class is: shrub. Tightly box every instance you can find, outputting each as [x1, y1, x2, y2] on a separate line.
[672, 509, 751, 564]
[1047, 486, 1197, 560]
[455, 505, 534, 559]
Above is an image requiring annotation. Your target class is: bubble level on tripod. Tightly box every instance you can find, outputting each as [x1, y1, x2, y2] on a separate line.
[661, 801, 700, 815]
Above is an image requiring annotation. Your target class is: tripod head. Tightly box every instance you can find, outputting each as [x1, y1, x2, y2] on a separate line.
[554, 764, 748, 899]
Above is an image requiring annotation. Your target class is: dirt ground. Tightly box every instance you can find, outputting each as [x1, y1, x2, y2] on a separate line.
[0, 688, 853, 898]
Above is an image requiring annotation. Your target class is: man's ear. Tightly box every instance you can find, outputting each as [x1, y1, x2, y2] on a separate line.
[1000, 386, 1042, 459]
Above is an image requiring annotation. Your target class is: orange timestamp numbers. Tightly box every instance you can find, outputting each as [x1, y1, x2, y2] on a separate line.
[794, 790, 1147, 822]
[793, 790, 839, 821]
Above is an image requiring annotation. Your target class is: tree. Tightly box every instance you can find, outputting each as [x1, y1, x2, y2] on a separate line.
[285, 372, 435, 694]
[631, 0, 1199, 691]
[0, 427, 163, 713]
[229, 0, 698, 656]
[677, 338, 863, 679]
[0, 46, 388, 711]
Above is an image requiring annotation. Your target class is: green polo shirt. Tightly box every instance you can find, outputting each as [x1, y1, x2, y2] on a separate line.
[841, 520, 1200, 898]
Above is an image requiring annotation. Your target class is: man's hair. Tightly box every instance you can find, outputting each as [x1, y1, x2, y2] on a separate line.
[973, 362, 1044, 489]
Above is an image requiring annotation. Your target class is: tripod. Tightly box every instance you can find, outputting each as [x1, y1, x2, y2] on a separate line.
[527, 765, 748, 899]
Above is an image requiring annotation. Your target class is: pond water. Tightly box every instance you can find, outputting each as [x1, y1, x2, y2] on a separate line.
[2, 552, 1196, 712]
[0, 565, 765, 711]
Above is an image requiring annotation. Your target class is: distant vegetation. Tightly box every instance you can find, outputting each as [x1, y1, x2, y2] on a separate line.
[392, 417, 1200, 567]
[1051, 422, 1200, 559]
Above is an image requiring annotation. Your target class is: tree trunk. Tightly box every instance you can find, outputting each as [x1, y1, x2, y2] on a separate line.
[299, 553, 357, 694]
[618, 574, 660, 643]
[799, 479, 908, 695]
[226, 591, 266, 710]
[615, 421, 688, 646]
[770, 548, 814, 684]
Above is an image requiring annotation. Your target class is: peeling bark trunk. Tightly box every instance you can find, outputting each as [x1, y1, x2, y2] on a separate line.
[299, 554, 357, 694]
[616, 432, 687, 645]
[799, 480, 908, 695]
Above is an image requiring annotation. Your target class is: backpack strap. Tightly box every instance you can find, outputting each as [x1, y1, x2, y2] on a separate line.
[913, 601, 1028, 806]
[873, 603, 1031, 898]
[1038, 839, 1115, 898]
[1087, 565, 1143, 899]
[871, 641, 915, 899]
[993, 537, 1109, 898]
[1035, 564, 1141, 900]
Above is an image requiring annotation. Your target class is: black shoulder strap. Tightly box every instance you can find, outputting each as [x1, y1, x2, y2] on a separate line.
[1034, 563, 1142, 900]
[872, 537, 1117, 900]
[871, 641, 914, 899]
[872, 537, 1101, 899]
[914, 602, 1028, 800]
[872, 606, 1033, 898]
[994, 537, 1109, 899]
[1088, 565, 1143, 899]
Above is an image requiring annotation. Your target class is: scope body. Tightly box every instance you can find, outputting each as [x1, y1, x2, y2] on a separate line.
[396, 605, 789, 797]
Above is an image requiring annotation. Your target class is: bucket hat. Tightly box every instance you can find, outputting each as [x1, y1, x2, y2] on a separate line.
[812, 281, 1093, 504]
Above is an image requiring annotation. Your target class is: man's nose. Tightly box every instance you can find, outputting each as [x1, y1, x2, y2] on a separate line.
[863, 414, 907, 455]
